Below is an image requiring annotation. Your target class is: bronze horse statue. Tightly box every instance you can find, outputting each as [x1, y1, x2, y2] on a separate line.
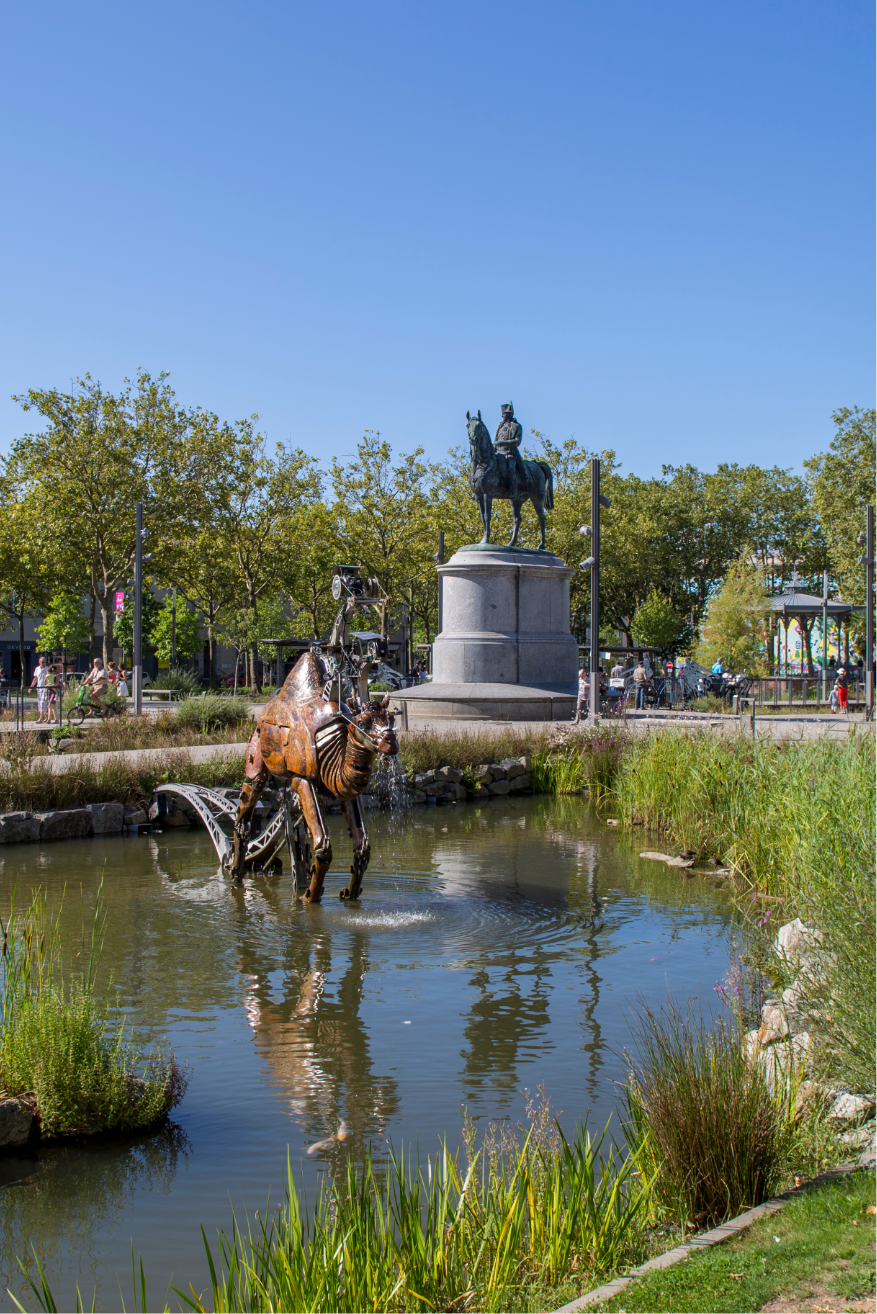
[466, 410, 554, 549]
[230, 650, 398, 902]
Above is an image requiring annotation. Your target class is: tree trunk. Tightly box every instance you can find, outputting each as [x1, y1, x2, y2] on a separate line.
[18, 613, 25, 690]
[89, 594, 97, 659]
[380, 598, 389, 640]
[802, 617, 815, 675]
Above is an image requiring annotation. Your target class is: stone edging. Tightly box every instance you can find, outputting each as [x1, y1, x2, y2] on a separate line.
[550, 1158, 869, 1312]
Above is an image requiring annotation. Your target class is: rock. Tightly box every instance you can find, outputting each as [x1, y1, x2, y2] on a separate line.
[437, 766, 464, 784]
[410, 789, 427, 804]
[487, 764, 508, 781]
[639, 851, 675, 863]
[0, 812, 41, 844]
[500, 758, 526, 780]
[423, 783, 446, 797]
[487, 779, 510, 796]
[123, 809, 148, 827]
[743, 1029, 763, 1063]
[87, 802, 125, 835]
[666, 856, 696, 869]
[758, 1032, 812, 1093]
[162, 810, 191, 828]
[517, 755, 532, 771]
[509, 773, 532, 793]
[758, 1004, 789, 1045]
[448, 782, 467, 801]
[474, 766, 494, 784]
[776, 918, 824, 966]
[147, 799, 167, 822]
[36, 809, 92, 842]
[415, 770, 438, 787]
[0, 1094, 35, 1147]
[53, 738, 79, 752]
[606, 819, 619, 826]
[472, 786, 491, 801]
[827, 1093, 876, 1126]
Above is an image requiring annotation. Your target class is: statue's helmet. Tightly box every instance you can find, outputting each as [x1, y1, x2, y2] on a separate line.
[501, 402, 514, 416]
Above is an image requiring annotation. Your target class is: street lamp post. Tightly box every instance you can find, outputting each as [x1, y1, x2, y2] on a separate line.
[171, 586, 177, 668]
[132, 503, 151, 715]
[858, 505, 874, 719]
[579, 458, 611, 724]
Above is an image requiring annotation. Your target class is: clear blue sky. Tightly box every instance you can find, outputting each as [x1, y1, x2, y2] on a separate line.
[1, 1, 872, 476]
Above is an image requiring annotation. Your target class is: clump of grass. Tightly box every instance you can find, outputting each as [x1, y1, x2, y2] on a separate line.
[151, 668, 202, 695]
[0, 748, 247, 813]
[690, 694, 726, 713]
[624, 999, 793, 1228]
[532, 726, 631, 797]
[0, 891, 187, 1138]
[174, 694, 253, 732]
[400, 725, 555, 776]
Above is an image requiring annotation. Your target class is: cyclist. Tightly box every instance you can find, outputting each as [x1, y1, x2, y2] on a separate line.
[82, 657, 110, 710]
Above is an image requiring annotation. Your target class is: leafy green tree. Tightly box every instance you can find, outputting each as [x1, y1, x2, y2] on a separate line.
[805, 406, 876, 604]
[698, 556, 771, 674]
[114, 591, 161, 662]
[150, 593, 201, 663]
[0, 495, 54, 685]
[36, 593, 91, 661]
[331, 433, 434, 640]
[9, 372, 190, 664]
[631, 590, 689, 655]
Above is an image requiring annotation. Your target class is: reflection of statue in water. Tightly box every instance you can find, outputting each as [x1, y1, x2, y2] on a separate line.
[466, 404, 555, 549]
[235, 890, 399, 1154]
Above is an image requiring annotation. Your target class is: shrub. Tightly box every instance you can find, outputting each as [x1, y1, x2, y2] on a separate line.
[151, 667, 202, 695]
[174, 694, 253, 732]
[0, 892, 187, 1137]
[624, 999, 791, 1226]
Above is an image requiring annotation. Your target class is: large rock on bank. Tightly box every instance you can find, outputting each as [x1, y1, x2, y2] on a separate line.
[35, 809, 92, 841]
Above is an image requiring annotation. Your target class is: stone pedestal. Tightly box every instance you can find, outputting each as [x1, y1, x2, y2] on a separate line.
[397, 546, 578, 722]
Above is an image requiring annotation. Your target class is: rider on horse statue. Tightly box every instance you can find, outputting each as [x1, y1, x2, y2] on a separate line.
[495, 402, 526, 501]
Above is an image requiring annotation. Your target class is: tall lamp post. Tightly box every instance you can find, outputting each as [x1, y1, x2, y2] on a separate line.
[131, 503, 152, 716]
[579, 457, 611, 723]
[858, 504, 874, 719]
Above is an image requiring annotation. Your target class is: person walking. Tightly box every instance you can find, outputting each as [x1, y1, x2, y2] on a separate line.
[633, 658, 650, 710]
[116, 661, 129, 698]
[573, 666, 588, 724]
[30, 655, 50, 723]
[836, 665, 848, 712]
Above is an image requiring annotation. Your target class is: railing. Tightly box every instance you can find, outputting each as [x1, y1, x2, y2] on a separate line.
[609, 671, 866, 713]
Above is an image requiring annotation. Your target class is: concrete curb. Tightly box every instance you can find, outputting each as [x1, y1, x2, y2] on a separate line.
[551, 1158, 867, 1312]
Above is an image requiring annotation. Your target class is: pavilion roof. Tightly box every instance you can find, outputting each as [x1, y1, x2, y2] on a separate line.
[768, 588, 856, 615]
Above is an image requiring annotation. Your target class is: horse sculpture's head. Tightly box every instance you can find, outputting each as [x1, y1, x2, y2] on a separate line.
[466, 409, 491, 458]
[354, 694, 398, 757]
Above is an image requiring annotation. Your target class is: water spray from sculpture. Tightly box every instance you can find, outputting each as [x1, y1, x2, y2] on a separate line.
[159, 566, 398, 903]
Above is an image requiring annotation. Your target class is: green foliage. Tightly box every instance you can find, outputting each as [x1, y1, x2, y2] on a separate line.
[0, 892, 186, 1138]
[624, 1000, 792, 1227]
[532, 727, 630, 797]
[805, 406, 876, 604]
[35, 592, 90, 656]
[174, 694, 252, 732]
[631, 590, 689, 655]
[150, 594, 200, 662]
[150, 667, 202, 695]
[114, 590, 161, 657]
[399, 726, 553, 776]
[697, 555, 771, 673]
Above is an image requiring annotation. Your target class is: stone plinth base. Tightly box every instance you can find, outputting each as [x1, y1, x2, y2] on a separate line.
[394, 681, 576, 723]
[432, 546, 578, 687]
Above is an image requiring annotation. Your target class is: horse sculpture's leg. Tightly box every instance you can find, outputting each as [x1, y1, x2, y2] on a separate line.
[290, 778, 332, 903]
[231, 730, 269, 881]
[508, 498, 524, 547]
[339, 797, 370, 901]
[533, 492, 546, 549]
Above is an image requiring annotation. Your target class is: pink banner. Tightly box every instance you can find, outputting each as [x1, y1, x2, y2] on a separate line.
[115, 591, 125, 614]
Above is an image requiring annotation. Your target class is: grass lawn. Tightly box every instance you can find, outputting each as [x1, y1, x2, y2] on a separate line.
[593, 1170, 876, 1314]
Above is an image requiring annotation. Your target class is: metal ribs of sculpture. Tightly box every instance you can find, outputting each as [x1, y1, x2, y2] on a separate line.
[231, 650, 398, 902]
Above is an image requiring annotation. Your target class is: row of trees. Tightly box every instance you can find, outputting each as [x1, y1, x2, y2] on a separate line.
[1, 371, 873, 685]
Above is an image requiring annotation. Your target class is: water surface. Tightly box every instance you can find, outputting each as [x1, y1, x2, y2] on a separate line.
[0, 796, 738, 1310]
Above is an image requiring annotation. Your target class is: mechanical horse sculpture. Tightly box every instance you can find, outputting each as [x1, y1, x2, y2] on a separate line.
[466, 409, 554, 549]
[157, 567, 398, 903]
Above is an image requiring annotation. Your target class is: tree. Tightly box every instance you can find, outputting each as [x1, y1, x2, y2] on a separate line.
[150, 593, 201, 664]
[698, 556, 771, 673]
[0, 494, 54, 685]
[630, 590, 689, 655]
[114, 590, 161, 663]
[36, 592, 91, 662]
[331, 433, 434, 640]
[10, 372, 191, 664]
[805, 407, 876, 604]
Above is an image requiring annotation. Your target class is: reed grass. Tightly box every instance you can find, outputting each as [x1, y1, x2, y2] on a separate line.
[399, 725, 556, 775]
[0, 890, 186, 1138]
[532, 726, 631, 797]
[18, 1101, 650, 1313]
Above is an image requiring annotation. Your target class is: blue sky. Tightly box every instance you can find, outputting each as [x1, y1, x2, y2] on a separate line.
[1, 1, 872, 476]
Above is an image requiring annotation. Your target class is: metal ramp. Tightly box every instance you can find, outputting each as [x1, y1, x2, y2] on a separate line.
[154, 784, 309, 878]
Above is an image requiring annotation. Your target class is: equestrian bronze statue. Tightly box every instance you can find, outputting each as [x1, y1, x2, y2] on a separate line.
[466, 403, 554, 549]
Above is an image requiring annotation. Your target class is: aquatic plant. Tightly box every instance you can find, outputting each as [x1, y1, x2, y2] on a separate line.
[0, 891, 186, 1138]
[532, 726, 630, 797]
[16, 1102, 650, 1313]
[624, 998, 792, 1228]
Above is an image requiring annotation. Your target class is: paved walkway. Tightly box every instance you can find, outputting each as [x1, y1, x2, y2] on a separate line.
[10, 741, 248, 775]
[398, 710, 870, 740]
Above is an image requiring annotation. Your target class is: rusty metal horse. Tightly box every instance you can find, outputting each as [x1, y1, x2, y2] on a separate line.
[230, 650, 398, 902]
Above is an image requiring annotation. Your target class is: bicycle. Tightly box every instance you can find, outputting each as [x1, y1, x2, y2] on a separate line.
[66, 685, 123, 726]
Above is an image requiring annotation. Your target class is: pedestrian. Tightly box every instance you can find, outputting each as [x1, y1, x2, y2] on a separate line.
[573, 666, 588, 724]
[116, 661, 129, 698]
[633, 658, 650, 710]
[836, 665, 848, 712]
[711, 658, 724, 676]
[30, 655, 50, 723]
[829, 679, 841, 713]
[45, 661, 62, 719]
[610, 657, 626, 680]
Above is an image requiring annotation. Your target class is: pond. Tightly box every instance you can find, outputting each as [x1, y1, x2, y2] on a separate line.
[0, 796, 738, 1311]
